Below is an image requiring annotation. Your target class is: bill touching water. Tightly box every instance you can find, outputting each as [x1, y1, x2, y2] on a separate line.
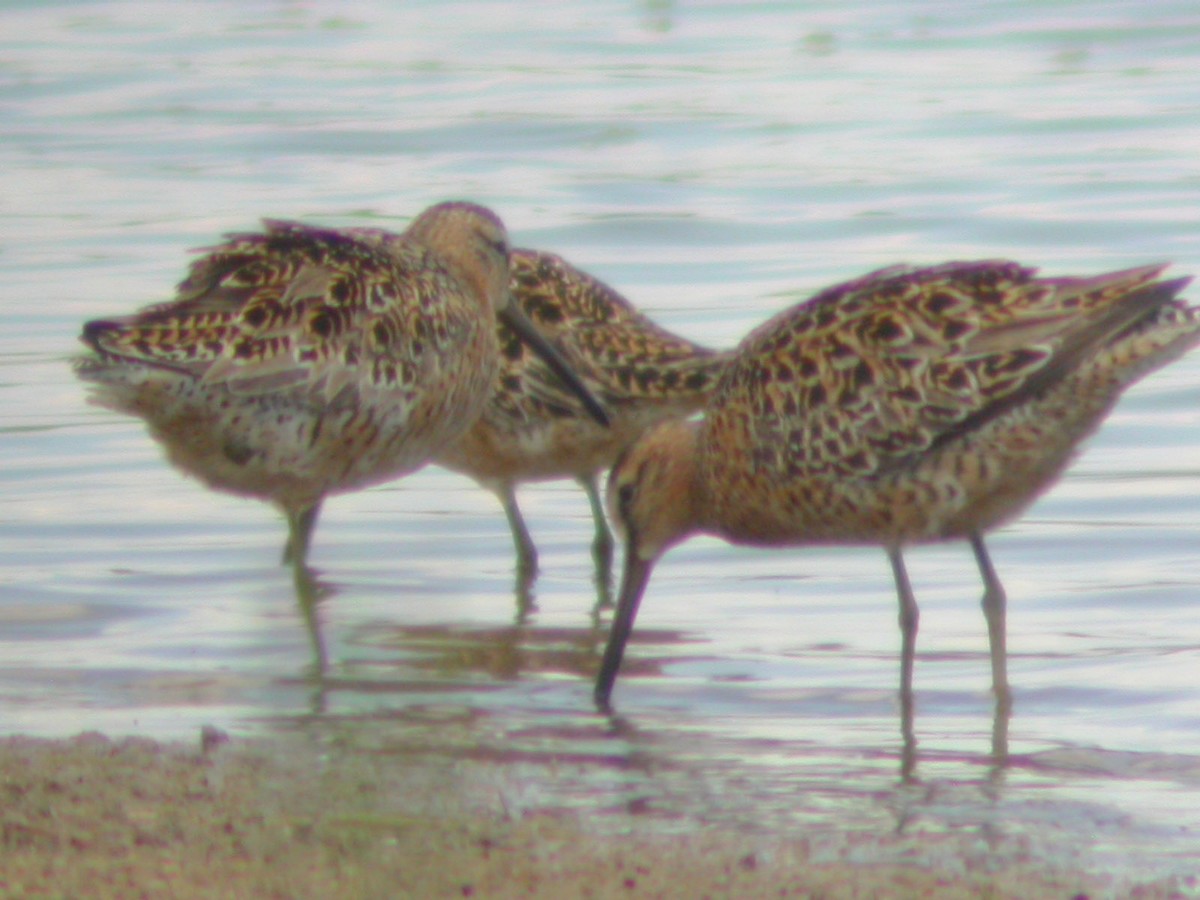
[4, 1, 1200, 894]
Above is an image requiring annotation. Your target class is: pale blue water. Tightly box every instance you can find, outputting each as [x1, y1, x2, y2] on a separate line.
[4, 0, 1200, 890]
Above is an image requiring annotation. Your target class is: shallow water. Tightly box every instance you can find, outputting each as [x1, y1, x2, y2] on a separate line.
[4, 0, 1200, 891]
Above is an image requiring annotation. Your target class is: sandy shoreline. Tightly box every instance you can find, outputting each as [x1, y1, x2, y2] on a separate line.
[1, 730, 1193, 899]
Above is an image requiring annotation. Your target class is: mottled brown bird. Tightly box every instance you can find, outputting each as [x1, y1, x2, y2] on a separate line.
[435, 248, 730, 581]
[76, 202, 608, 571]
[595, 260, 1199, 712]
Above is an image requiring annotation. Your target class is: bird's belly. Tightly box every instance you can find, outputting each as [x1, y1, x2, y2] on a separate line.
[82, 362, 492, 508]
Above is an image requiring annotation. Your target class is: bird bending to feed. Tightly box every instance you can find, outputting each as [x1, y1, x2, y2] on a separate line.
[75, 201, 609, 572]
[594, 260, 1200, 713]
[434, 248, 730, 583]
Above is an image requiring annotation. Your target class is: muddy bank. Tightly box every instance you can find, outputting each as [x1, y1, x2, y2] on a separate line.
[1, 731, 1193, 898]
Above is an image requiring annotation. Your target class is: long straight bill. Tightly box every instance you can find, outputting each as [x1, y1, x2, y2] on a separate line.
[594, 551, 655, 711]
[499, 302, 611, 428]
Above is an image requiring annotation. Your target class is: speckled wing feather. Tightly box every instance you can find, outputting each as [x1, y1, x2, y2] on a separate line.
[487, 249, 727, 427]
[711, 260, 1190, 481]
[81, 221, 478, 409]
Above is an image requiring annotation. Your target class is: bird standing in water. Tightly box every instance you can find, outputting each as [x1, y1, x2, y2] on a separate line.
[595, 261, 1199, 751]
[76, 202, 609, 574]
[434, 248, 729, 603]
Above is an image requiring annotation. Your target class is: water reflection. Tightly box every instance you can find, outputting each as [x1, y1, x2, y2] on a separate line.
[285, 567, 1016, 784]
[590, 535, 1017, 783]
[256, 614, 1200, 883]
[6, 0, 1200, 887]
[511, 505, 615, 622]
[292, 564, 333, 679]
[342, 616, 685, 687]
[637, 0, 675, 35]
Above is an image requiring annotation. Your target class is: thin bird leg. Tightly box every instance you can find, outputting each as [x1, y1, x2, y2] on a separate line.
[500, 485, 538, 579]
[888, 546, 920, 702]
[970, 532, 1012, 714]
[888, 546, 920, 778]
[282, 500, 322, 568]
[292, 563, 330, 679]
[580, 474, 614, 590]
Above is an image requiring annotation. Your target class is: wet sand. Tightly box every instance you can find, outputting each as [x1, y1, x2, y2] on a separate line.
[1, 731, 1192, 899]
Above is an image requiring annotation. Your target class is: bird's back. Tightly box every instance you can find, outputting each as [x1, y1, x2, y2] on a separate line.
[700, 260, 1198, 545]
[77, 220, 498, 507]
[439, 248, 729, 484]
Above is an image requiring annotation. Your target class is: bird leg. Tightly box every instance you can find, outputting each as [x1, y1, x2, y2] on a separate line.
[282, 501, 322, 568]
[970, 533, 1012, 768]
[888, 547, 920, 704]
[291, 562, 331, 681]
[580, 474, 614, 605]
[500, 486, 538, 580]
[970, 533, 1011, 713]
[888, 546, 920, 777]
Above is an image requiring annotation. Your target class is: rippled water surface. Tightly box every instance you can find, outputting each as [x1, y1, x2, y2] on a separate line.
[4, 0, 1200, 890]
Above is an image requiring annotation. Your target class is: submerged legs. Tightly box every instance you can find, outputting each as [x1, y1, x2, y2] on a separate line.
[580, 474, 614, 604]
[888, 537, 1013, 774]
[887, 546, 920, 704]
[499, 486, 540, 622]
[500, 485, 538, 579]
[970, 532, 1011, 708]
[280, 501, 331, 687]
[292, 562, 330, 681]
[970, 532, 1012, 766]
[888, 546, 920, 779]
[282, 500, 323, 568]
[499, 477, 616, 614]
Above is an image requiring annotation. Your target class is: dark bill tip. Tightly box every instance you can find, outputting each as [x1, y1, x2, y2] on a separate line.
[594, 550, 655, 711]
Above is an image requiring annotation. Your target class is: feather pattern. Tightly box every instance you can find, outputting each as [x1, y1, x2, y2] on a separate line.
[76, 202, 521, 566]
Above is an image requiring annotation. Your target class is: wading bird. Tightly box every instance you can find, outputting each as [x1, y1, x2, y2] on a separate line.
[595, 261, 1199, 752]
[76, 202, 609, 573]
[434, 248, 729, 600]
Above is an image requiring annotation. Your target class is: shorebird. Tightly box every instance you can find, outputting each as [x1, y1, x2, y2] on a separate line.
[433, 248, 729, 587]
[76, 202, 609, 572]
[594, 260, 1200, 719]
